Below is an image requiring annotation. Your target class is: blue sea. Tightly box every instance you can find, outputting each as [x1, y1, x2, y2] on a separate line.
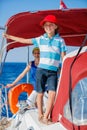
[0, 62, 28, 117]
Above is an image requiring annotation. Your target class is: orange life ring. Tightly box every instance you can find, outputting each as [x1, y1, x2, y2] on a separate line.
[8, 83, 34, 114]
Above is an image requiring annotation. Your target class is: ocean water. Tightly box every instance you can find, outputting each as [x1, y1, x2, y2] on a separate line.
[0, 62, 28, 117]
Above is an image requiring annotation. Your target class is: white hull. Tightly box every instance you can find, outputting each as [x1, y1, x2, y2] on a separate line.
[6, 108, 66, 130]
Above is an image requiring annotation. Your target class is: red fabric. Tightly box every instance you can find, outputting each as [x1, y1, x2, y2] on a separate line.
[5, 9, 87, 51]
[52, 52, 87, 130]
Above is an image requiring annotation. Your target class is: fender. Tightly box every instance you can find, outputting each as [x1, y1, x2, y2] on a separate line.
[8, 83, 34, 114]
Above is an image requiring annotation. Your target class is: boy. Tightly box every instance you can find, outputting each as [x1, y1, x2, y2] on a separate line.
[3, 15, 66, 124]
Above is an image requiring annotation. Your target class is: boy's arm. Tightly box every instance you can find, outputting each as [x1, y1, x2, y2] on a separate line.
[3, 33, 33, 45]
[61, 51, 66, 60]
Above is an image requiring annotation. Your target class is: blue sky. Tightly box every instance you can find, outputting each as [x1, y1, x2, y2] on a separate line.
[0, 0, 87, 62]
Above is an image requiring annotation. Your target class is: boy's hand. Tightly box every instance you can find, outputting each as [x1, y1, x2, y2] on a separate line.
[3, 33, 8, 39]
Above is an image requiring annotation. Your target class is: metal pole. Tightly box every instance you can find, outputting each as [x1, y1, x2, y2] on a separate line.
[0, 84, 2, 120]
[5, 86, 9, 118]
[26, 46, 29, 83]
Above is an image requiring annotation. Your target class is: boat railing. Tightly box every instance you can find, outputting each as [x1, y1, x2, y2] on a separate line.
[0, 27, 7, 75]
[0, 83, 9, 119]
[0, 37, 16, 75]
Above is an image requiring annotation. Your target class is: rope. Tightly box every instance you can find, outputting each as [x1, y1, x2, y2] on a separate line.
[0, 117, 11, 130]
[69, 34, 87, 130]
[61, 33, 87, 38]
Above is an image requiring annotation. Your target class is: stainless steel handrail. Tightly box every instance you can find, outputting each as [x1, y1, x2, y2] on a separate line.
[0, 84, 9, 119]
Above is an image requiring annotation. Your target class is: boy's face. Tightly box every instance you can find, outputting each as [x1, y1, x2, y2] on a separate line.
[43, 22, 57, 35]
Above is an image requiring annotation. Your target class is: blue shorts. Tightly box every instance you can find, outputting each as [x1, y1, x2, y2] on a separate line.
[36, 68, 57, 93]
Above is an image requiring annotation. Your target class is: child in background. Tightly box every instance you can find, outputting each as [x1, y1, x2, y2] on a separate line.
[6, 47, 40, 107]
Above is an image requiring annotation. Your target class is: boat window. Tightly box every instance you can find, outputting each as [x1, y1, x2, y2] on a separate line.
[63, 77, 87, 125]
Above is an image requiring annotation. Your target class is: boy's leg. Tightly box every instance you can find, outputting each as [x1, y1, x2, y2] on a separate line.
[37, 92, 44, 120]
[43, 91, 48, 112]
[43, 70, 57, 120]
[36, 68, 47, 119]
[44, 90, 56, 119]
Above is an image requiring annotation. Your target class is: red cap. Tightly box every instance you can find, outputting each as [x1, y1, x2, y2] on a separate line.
[40, 15, 58, 26]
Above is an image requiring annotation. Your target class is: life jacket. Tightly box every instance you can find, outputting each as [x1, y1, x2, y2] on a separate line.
[8, 83, 34, 114]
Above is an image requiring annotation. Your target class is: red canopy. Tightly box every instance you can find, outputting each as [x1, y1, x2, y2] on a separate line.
[52, 50, 87, 130]
[5, 8, 87, 51]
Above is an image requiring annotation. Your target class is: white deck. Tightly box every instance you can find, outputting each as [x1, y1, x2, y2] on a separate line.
[6, 108, 66, 130]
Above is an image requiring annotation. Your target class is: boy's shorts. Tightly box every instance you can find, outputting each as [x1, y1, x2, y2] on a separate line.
[36, 68, 57, 93]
